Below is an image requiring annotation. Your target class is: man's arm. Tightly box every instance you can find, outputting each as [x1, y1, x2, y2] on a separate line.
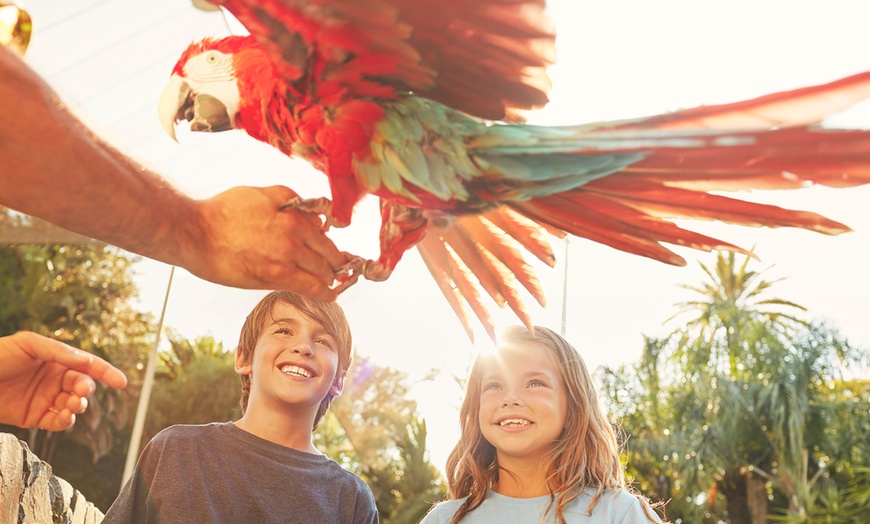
[0, 47, 346, 300]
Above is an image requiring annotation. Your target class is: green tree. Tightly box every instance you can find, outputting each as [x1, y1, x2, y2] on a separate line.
[0, 238, 157, 509]
[667, 251, 807, 377]
[138, 331, 241, 452]
[317, 357, 447, 523]
[604, 252, 868, 523]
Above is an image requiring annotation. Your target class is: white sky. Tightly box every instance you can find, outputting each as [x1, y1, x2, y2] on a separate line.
[21, 0, 870, 473]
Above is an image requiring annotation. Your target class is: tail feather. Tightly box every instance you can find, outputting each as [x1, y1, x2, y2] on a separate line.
[610, 71, 870, 131]
[513, 177, 850, 266]
[416, 211, 555, 338]
[481, 207, 558, 267]
[511, 197, 691, 265]
[585, 178, 852, 234]
[621, 129, 870, 191]
[393, 71, 870, 340]
[439, 226, 535, 330]
[455, 218, 547, 306]
[417, 234, 495, 341]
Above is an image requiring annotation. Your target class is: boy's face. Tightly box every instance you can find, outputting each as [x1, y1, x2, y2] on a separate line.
[235, 302, 345, 415]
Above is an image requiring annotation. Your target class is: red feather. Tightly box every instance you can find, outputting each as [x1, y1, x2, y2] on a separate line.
[164, 3, 870, 340]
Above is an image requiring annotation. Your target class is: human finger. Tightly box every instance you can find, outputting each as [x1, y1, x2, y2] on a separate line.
[53, 390, 73, 412]
[28, 335, 127, 389]
[263, 186, 346, 270]
[301, 227, 348, 270]
[277, 263, 339, 302]
[282, 244, 343, 289]
[64, 395, 88, 415]
[63, 369, 98, 398]
[38, 407, 75, 432]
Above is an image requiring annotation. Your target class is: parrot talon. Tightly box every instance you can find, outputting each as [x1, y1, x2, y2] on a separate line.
[330, 257, 394, 294]
[331, 256, 366, 294]
[279, 196, 332, 215]
[280, 196, 349, 230]
[278, 197, 302, 211]
[361, 260, 391, 282]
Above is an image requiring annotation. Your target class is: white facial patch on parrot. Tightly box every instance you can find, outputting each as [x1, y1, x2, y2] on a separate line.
[182, 50, 242, 122]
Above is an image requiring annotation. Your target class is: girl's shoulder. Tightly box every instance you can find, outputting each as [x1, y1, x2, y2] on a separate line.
[419, 497, 467, 524]
[420, 489, 661, 523]
[579, 488, 661, 523]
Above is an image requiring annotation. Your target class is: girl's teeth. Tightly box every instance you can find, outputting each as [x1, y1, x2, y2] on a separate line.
[499, 419, 530, 426]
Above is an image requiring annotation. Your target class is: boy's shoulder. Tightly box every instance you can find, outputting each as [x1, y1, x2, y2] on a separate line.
[331, 462, 373, 491]
[146, 421, 232, 452]
[152, 421, 228, 441]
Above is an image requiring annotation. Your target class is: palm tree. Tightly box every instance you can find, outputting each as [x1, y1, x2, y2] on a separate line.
[667, 251, 807, 378]
[606, 251, 867, 522]
[661, 252, 863, 522]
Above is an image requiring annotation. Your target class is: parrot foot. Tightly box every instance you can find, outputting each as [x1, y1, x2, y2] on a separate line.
[279, 197, 348, 229]
[331, 258, 393, 294]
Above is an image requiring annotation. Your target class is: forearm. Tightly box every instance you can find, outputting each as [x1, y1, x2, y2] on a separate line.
[1, 47, 345, 297]
[0, 47, 204, 267]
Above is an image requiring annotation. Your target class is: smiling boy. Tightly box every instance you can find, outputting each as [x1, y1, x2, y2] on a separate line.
[103, 291, 378, 523]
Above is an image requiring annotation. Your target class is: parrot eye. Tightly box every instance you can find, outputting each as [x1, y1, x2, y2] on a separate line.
[206, 52, 219, 64]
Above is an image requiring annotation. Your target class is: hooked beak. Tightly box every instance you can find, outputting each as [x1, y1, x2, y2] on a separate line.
[158, 73, 234, 141]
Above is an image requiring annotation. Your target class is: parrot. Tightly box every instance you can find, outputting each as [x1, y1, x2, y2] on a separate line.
[159, 0, 870, 340]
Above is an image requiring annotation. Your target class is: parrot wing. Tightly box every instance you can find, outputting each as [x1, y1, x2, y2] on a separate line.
[212, 0, 555, 119]
[417, 207, 556, 341]
[416, 72, 870, 339]
[606, 71, 870, 132]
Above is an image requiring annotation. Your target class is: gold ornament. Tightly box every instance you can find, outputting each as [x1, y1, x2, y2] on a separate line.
[0, 2, 31, 56]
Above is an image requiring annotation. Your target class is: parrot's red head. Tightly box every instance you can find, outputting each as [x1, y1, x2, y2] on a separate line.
[159, 35, 278, 142]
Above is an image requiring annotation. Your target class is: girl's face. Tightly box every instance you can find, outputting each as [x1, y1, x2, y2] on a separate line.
[477, 342, 568, 466]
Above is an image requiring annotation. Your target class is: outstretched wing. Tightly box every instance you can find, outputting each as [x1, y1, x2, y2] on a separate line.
[608, 71, 870, 132]
[418, 73, 870, 338]
[417, 207, 557, 341]
[212, 0, 555, 119]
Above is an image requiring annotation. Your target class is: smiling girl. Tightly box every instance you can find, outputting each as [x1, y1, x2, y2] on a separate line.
[421, 325, 663, 523]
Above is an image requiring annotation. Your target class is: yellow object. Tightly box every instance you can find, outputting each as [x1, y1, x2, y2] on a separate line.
[0, 2, 31, 56]
[191, 0, 220, 12]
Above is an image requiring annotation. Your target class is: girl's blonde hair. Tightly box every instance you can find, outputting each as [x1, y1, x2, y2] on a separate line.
[444, 325, 659, 523]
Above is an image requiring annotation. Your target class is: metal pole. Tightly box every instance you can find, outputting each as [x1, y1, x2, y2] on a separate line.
[121, 265, 175, 487]
[560, 237, 569, 337]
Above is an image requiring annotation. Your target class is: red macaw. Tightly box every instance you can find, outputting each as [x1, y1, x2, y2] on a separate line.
[159, 0, 870, 340]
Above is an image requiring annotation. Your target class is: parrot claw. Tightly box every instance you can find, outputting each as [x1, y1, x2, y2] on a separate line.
[280, 197, 348, 229]
[331, 256, 365, 294]
[331, 257, 394, 294]
[361, 260, 391, 281]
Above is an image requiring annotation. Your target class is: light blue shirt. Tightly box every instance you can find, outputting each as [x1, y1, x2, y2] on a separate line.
[419, 488, 659, 523]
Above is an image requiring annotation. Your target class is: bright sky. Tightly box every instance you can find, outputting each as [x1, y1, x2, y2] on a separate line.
[22, 0, 870, 474]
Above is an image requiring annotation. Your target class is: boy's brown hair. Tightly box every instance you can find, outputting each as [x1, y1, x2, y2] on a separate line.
[236, 290, 353, 429]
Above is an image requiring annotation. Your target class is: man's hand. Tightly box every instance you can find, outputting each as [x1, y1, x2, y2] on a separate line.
[0, 48, 346, 300]
[0, 331, 128, 432]
[185, 185, 349, 301]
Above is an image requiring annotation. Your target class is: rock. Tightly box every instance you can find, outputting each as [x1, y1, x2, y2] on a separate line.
[0, 433, 104, 524]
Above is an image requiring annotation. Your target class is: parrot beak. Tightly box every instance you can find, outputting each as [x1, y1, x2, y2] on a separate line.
[158, 73, 234, 141]
[158, 74, 190, 142]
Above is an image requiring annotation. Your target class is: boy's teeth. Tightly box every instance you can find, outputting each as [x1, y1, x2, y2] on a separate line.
[499, 418, 530, 427]
[280, 365, 312, 378]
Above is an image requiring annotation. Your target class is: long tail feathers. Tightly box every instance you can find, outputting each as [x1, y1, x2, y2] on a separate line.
[416, 209, 555, 340]
[611, 71, 870, 131]
[416, 73, 870, 339]
[417, 233, 495, 341]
